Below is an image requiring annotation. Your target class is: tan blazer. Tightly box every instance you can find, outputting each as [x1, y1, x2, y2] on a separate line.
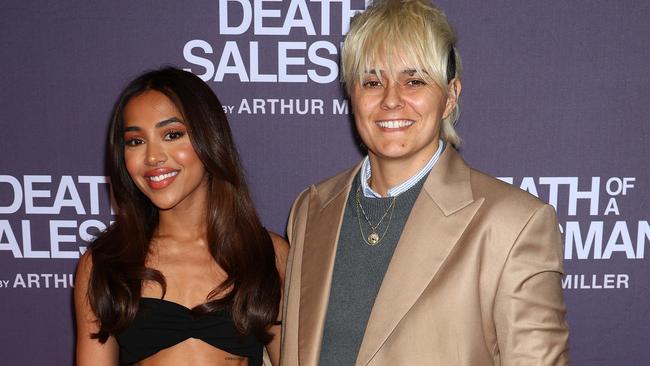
[281, 148, 569, 366]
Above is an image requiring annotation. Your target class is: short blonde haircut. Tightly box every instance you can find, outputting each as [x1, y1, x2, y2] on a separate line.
[342, 0, 462, 146]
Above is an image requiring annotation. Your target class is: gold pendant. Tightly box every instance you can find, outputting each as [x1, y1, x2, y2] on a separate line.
[368, 232, 380, 245]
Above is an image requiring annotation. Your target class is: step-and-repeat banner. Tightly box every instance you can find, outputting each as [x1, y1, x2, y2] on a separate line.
[1, 1, 648, 364]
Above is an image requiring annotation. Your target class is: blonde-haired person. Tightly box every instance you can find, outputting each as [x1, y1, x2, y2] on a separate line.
[281, 0, 569, 365]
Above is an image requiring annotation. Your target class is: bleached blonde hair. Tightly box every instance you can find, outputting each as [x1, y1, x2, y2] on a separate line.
[342, 0, 462, 146]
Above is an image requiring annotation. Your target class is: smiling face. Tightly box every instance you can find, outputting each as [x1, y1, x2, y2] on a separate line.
[122, 90, 208, 212]
[351, 59, 458, 172]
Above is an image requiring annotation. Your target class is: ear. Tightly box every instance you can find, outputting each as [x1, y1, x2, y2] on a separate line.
[442, 78, 461, 120]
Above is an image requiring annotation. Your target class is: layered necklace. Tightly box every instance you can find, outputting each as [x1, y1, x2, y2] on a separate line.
[355, 185, 397, 246]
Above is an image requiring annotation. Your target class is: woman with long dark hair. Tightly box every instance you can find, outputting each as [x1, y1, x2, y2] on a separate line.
[74, 67, 287, 366]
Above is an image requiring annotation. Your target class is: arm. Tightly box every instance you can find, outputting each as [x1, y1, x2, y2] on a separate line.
[494, 204, 569, 365]
[265, 232, 290, 366]
[74, 251, 119, 366]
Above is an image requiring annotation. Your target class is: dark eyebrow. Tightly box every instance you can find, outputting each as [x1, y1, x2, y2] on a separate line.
[155, 117, 183, 128]
[123, 117, 183, 132]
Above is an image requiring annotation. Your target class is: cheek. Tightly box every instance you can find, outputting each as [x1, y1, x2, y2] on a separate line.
[352, 100, 374, 134]
[123, 150, 140, 178]
[354, 117, 372, 141]
[172, 145, 202, 167]
[351, 96, 373, 118]
[417, 92, 447, 118]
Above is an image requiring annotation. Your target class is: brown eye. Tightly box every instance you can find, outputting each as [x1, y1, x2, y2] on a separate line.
[406, 79, 427, 87]
[124, 137, 144, 147]
[164, 130, 185, 141]
[362, 80, 382, 88]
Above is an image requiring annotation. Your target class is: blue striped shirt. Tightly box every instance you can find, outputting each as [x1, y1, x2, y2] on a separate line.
[360, 139, 445, 198]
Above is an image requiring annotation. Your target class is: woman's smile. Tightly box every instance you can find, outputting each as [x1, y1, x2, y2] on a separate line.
[375, 119, 416, 130]
[123, 90, 208, 211]
[144, 167, 180, 189]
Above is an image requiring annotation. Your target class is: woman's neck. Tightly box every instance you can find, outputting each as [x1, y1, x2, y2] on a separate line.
[155, 200, 208, 244]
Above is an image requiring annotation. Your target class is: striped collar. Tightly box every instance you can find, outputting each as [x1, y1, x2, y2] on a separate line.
[360, 139, 446, 198]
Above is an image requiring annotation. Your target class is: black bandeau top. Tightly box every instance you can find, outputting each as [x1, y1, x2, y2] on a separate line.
[115, 297, 262, 365]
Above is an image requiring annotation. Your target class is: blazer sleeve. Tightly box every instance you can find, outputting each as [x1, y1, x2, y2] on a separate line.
[280, 187, 311, 366]
[493, 204, 570, 365]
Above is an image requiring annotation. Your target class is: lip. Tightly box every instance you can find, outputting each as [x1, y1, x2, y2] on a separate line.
[375, 119, 415, 131]
[143, 168, 179, 190]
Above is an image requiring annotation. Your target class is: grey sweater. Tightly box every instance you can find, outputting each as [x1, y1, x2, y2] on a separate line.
[319, 173, 427, 365]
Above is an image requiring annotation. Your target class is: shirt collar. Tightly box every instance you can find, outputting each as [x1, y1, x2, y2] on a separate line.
[360, 139, 445, 198]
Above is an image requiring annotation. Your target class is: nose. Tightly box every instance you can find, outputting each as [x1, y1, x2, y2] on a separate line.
[145, 141, 167, 166]
[380, 83, 404, 110]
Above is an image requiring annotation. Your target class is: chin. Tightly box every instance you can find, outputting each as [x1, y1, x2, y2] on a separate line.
[373, 147, 412, 160]
[147, 196, 179, 211]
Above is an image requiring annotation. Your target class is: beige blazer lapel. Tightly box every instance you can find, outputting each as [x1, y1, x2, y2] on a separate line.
[298, 166, 359, 365]
[356, 148, 484, 365]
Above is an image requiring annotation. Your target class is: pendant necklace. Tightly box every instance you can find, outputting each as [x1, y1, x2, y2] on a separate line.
[355, 185, 397, 246]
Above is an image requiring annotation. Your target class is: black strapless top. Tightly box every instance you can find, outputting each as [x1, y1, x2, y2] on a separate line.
[115, 298, 262, 365]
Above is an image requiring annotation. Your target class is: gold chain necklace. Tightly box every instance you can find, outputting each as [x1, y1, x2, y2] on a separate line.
[355, 185, 397, 246]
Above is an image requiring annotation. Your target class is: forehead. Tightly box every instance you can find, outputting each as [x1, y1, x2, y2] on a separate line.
[123, 90, 182, 127]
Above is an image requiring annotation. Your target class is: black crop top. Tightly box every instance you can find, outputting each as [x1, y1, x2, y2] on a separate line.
[115, 298, 263, 365]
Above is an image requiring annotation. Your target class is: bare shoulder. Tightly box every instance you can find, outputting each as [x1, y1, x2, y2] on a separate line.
[75, 250, 93, 295]
[74, 250, 96, 322]
[78, 249, 93, 270]
[74, 248, 119, 365]
[74, 250, 98, 338]
[268, 231, 289, 260]
[267, 231, 289, 277]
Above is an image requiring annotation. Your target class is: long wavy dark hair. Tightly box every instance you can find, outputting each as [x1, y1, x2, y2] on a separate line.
[89, 67, 280, 344]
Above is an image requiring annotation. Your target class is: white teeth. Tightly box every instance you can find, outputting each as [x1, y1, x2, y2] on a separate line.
[147, 171, 178, 182]
[376, 120, 414, 129]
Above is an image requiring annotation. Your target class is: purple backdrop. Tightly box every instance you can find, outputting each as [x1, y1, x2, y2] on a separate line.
[1, 1, 648, 365]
